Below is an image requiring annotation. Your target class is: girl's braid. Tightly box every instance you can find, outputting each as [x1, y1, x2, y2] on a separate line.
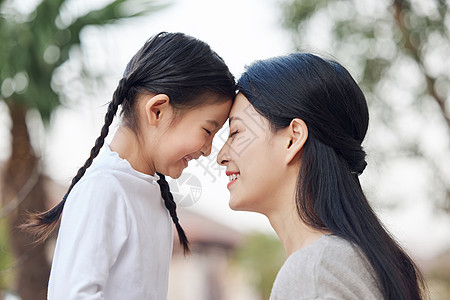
[157, 172, 190, 254]
[21, 78, 128, 242]
[64, 78, 128, 199]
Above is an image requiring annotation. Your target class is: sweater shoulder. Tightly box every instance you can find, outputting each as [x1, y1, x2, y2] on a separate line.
[270, 235, 382, 300]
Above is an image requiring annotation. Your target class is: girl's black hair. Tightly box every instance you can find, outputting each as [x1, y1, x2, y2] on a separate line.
[22, 32, 235, 254]
[237, 53, 426, 299]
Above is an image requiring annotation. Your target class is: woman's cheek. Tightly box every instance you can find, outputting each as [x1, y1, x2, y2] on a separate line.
[234, 137, 249, 158]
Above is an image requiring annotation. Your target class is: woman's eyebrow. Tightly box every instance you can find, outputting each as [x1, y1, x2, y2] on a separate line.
[228, 116, 242, 125]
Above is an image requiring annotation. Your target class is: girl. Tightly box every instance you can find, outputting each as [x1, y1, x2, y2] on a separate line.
[217, 53, 426, 299]
[22, 32, 235, 299]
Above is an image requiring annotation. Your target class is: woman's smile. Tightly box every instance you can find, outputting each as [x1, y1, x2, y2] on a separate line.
[226, 171, 240, 189]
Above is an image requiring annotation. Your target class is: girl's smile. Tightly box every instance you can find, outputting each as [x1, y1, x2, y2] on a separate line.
[152, 98, 232, 179]
[183, 155, 194, 168]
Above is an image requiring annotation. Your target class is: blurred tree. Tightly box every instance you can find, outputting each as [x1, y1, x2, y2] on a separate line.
[281, 0, 450, 212]
[0, 0, 165, 299]
[0, 220, 14, 290]
[233, 233, 285, 300]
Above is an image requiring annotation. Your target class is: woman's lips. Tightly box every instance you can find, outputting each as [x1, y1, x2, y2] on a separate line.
[227, 179, 238, 189]
[226, 171, 240, 189]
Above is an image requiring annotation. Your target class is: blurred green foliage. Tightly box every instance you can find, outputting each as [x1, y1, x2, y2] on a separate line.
[233, 232, 285, 300]
[0, 0, 166, 122]
[0, 219, 13, 290]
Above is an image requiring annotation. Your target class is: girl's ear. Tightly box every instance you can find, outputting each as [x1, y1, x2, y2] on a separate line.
[144, 94, 171, 126]
[285, 118, 308, 165]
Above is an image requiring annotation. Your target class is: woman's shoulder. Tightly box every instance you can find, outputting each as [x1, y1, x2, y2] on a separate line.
[313, 234, 378, 279]
[284, 234, 371, 270]
[270, 234, 382, 300]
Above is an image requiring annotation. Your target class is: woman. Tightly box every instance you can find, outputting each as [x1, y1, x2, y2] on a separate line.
[217, 53, 426, 300]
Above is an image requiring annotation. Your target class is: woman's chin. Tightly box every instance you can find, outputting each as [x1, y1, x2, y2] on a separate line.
[228, 197, 257, 213]
[228, 198, 243, 211]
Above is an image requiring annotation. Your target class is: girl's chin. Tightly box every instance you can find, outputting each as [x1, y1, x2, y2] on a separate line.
[167, 168, 183, 179]
[172, 171, 183, 179]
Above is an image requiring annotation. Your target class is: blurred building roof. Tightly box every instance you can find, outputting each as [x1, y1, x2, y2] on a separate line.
[174, 208, 243, 253]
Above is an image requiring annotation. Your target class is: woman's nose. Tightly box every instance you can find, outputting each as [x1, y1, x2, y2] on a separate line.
[217, 141, 230, 166]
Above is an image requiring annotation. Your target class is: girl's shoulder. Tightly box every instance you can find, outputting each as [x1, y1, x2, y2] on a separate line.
[64, 172, 128, 214]
[74, 170, 125, 194]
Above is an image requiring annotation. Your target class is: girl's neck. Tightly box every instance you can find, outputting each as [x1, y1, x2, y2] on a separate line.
[110, 126, 156, 175]
[267, 200, 328, 257]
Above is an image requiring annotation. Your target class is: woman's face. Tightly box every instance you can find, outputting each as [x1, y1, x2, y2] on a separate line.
[217, 93, 290, 215]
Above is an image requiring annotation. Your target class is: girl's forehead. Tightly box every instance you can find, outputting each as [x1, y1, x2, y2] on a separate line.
[184, 100, 232, 123]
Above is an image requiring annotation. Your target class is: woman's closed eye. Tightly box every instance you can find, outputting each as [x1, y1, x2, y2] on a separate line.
[229, 130, 238, 138]
[204, 128, 212, 136]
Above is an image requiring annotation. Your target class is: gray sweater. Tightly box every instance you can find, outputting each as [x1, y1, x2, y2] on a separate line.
[270, 234, 383, 300]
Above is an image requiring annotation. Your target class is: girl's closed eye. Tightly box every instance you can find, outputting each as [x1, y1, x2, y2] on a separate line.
[204, 128, 212, 136]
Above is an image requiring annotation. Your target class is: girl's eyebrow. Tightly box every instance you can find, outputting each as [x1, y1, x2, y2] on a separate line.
[207, 120, 220, 129]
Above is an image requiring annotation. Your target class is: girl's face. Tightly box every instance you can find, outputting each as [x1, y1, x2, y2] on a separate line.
[154, 98, 233, 179]
[217, 93, 292, 215]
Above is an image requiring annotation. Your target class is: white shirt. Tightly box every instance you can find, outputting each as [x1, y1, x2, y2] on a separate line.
[48, 145, 173, 300]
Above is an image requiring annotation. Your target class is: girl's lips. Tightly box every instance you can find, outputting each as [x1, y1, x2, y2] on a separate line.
[183, 155, 193, 167]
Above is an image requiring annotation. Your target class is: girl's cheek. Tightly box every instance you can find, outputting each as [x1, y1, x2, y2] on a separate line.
[192, 136, 208, 151]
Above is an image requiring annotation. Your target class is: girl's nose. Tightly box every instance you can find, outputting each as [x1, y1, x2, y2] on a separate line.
[201, 141, 212, 157]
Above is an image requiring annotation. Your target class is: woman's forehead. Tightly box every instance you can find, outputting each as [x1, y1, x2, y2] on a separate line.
[229, 94, 270, 133]
[230, 93, 250, 115]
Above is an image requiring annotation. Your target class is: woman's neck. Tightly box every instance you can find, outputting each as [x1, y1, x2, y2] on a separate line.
[265, 186, 328, 256]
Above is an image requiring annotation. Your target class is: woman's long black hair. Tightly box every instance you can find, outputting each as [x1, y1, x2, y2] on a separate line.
[22, 32, 235, 254]
[237, 53, 426, 299]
